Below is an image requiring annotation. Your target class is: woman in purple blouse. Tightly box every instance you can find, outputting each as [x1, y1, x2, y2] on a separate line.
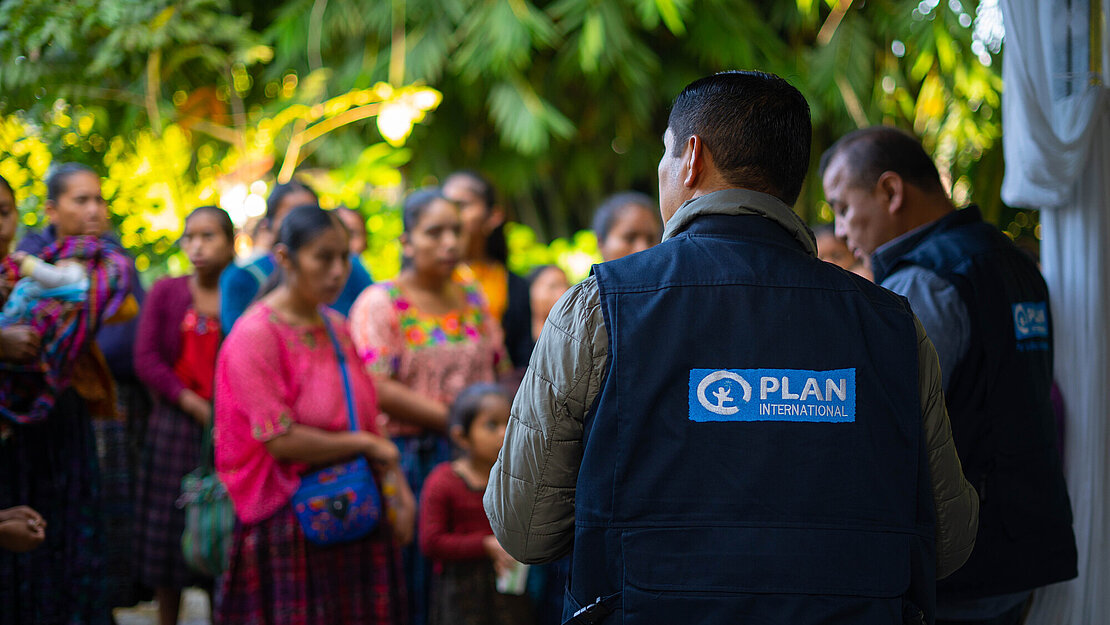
[133, 206, 235, 625]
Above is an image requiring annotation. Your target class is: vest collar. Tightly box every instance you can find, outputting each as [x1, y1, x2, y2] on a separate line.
[661, 188, 817, 257]
[871, 205, 982, 284]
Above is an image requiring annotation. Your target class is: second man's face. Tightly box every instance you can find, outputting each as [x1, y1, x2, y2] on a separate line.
[822, 154, 897, 260]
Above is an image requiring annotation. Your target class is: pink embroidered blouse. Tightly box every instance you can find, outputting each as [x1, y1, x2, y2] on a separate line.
[348, 280, 504, 437]
[214, 302, 380, 524]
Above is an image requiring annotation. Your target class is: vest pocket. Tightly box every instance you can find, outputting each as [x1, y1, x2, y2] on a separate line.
[562, 584, 584, 621]
[620, 526, 912, 624]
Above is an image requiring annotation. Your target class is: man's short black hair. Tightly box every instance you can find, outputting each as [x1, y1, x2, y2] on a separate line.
[818, 126, 945, 195]
[667, 71, 811, 206]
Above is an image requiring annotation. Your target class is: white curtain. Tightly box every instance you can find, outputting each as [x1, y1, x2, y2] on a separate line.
[999, 1, 1110, 623]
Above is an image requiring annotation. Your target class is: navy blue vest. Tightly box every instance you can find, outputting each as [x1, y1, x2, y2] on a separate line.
[873, 207, 1077, 601]
[569, 214, 935, 625]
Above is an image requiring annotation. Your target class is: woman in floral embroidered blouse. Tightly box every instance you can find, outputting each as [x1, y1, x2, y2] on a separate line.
[348, 188, 504, 625]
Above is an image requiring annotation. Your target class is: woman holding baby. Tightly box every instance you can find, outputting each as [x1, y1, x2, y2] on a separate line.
[0, 166, 135, 625]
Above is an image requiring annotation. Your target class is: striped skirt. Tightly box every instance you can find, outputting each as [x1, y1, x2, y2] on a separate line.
[215, 504, 407, 625]
[133, 399, 205, 588]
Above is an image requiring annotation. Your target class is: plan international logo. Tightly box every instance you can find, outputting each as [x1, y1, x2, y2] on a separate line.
[1012, 301, 1049, 352]
[688, 368, 856, 423]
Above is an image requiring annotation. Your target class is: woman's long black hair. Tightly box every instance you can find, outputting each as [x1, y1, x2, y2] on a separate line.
[255, 203, 340, 299]
[443, 170, 508, 265]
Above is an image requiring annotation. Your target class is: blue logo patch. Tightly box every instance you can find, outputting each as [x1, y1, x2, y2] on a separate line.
[1012, 302, 1049, 340]
[688, 368, 856, 423]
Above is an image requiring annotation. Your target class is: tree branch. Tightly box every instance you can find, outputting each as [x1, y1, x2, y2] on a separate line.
[69, 86, 145, 108]
[146, 49, 163, 136]
[835, 73, 869, 128]
[816, 0, 854, 46]
[299, 102, 383, 146]
[390, 0, 406, 85]
[277, 118, 308, 184]
[308, 0, 329, 72]
[187, 119, 241, 144]
[227, 64, 248, 153]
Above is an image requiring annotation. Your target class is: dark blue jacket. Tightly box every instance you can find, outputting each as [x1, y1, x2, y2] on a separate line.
[569, 213, 935, 625]
[873, 207, 1077, 601]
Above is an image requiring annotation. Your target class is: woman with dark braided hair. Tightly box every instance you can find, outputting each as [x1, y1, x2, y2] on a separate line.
[15, 162, 150, 611]
[214, 204, 411, 625]
[441, 171, 532, 371]
[218, 180, 374, 335]
[349, 188, 506, 625]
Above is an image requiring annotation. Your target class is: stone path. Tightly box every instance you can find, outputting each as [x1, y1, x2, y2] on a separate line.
[114, 588, 210, 625]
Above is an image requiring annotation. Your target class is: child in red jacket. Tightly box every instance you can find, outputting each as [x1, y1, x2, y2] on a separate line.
[419, 384, 532, 625]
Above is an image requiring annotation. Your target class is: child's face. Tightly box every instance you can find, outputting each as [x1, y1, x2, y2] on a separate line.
[464, 395, 511, 465]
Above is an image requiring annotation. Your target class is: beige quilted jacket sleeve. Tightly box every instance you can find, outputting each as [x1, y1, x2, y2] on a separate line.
[916, 315, 980, 578]
[484, 277, 607, 564]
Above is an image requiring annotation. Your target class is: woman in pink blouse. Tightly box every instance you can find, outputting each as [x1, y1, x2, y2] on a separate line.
[214, 205, 413, 625]
[348, 188, 505, 625]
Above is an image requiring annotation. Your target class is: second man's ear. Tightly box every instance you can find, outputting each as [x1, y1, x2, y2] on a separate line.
[877, 171, 906, 215]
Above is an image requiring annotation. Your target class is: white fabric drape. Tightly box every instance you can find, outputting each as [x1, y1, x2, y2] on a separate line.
[1000, 1, 1110, 623]
[1000, 1, 1107, 209]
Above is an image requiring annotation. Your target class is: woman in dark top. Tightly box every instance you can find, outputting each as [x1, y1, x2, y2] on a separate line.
[441, 171, 531, 370]
[133, 206, 236, 625]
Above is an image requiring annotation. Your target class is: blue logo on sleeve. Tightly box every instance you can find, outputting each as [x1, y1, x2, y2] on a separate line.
[688, 368, 856, 423]
[1012, 302, 1048, 340]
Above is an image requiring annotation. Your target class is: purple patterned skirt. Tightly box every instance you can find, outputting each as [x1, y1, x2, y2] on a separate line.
[215, 504, 407, 625]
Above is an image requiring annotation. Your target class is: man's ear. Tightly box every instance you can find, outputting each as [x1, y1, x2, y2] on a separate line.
[43, 200, 57, 224]
[877, 171, 905, 215]
[682, 134, 704, 189]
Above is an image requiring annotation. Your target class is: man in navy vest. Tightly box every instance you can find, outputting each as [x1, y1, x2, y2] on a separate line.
[486, 72, 979, 625]
[820, 126, 1077, 625]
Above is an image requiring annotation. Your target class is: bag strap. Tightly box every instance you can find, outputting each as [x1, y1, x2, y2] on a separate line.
[200, 312, 229, 472]
[321, 312, 359, 433]
[198, 411, 216, 471]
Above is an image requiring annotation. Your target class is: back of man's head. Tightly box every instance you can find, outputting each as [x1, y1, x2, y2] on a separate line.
[819, 126, 946, 196]
[667, 71, 811, 206]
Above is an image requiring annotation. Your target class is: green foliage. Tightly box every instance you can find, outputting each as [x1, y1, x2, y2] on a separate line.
[0, 0, 1019, 281]
[244, 0, 1007, 240]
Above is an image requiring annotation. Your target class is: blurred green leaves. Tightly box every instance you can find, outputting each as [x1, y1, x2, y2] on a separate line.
[0, 0, 1015, 278]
